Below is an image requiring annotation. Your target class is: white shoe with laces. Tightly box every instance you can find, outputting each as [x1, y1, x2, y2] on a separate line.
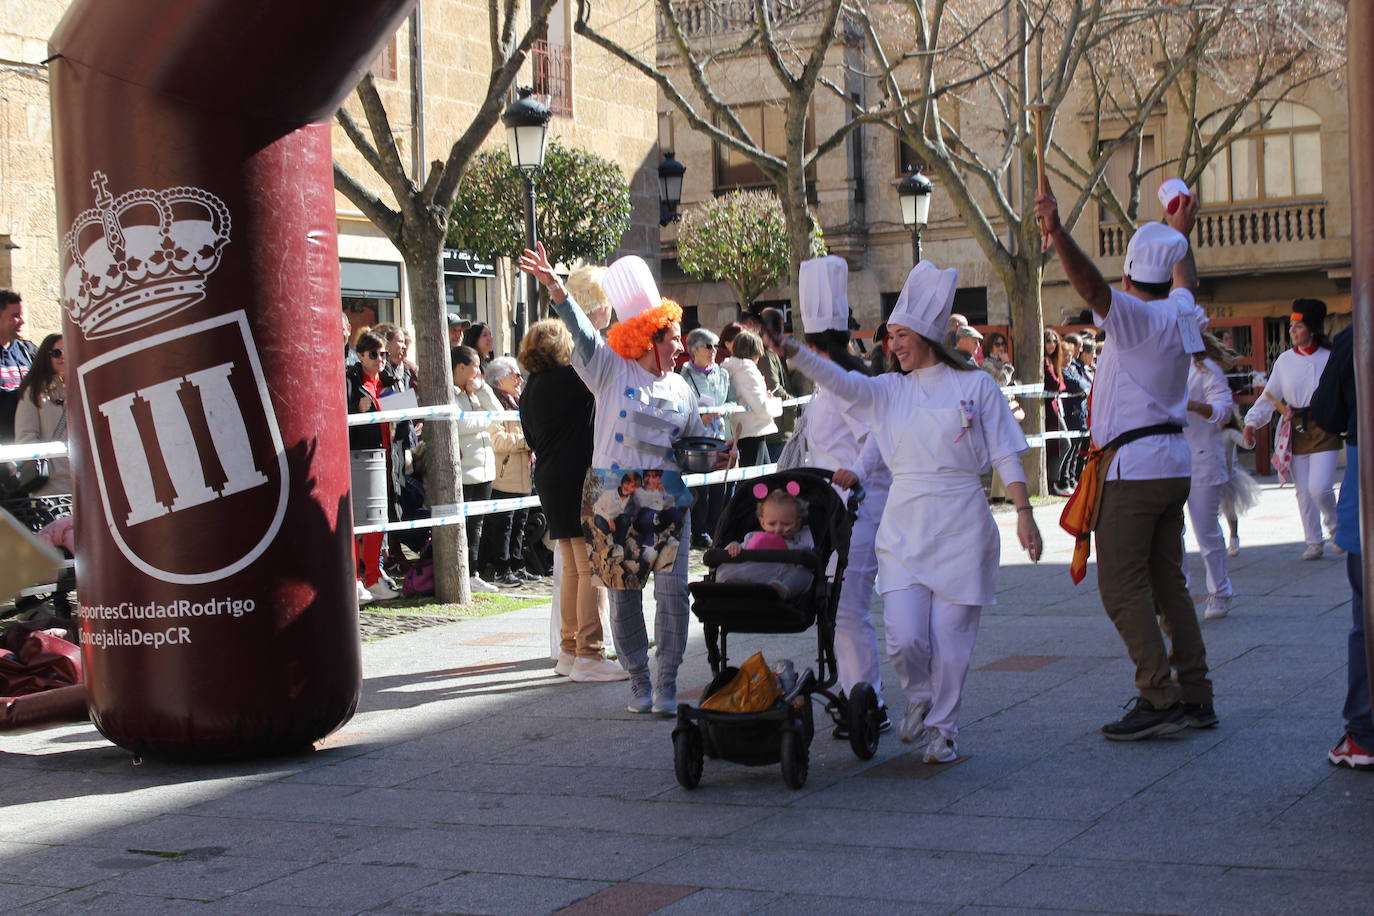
[367, 580, 400, 601]
[922, 727, 958, 764]
[570, 656, 630, 683]
[469, 575, 500, 593]
[553, 652, 575, 677]
[1302, 543, 1323, 561]
[898, 699, 931, 744]
[1203, 595, 1232, 620]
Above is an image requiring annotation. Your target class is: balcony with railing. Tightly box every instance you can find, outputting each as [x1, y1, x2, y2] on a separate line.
[532, 39, 572, 117]
[1097, 199, 1329, 259]
[658, 0, 826, 40]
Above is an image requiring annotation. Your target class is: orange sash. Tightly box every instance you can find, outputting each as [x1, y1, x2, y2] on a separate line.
[1058, 445, 1118, 584]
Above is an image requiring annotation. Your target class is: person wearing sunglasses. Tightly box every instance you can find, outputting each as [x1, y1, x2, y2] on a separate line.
[346, 330, 403, 603]
[13, 332, 69, 497]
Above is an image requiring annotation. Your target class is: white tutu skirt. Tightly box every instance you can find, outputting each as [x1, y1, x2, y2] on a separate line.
[1219, 465, 1261, 519]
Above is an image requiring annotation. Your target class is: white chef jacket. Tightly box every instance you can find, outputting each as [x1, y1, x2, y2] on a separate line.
[1184, 358, 1234, 487]
[1091, 286, 1208, 480]
[555, 296, 707, 471]
[1243, 346, 1331, 428]
[790, 347, 1028, 606]
[798, 383, 892, 490]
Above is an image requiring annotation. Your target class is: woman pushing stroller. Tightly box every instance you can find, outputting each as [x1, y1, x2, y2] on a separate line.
[763, 260, 1043, 763]
[520, 243, 713, 716]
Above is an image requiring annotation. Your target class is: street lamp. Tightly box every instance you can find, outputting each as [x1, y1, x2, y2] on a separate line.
[658, 151, 686, 226]
[502, 86, 552, 339]
[897, 170, 934, 264]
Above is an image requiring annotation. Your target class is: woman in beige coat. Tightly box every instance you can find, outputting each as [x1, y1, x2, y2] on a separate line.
[481, 356, 536, 587]
[14, 334, 71, 497]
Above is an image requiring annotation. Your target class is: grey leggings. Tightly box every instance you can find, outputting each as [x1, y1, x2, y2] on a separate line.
[608, 516, 691, 696]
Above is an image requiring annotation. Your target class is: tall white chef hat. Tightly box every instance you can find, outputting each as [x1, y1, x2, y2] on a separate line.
[1123, 222, 1189, 285]
[887, 260, 960, 342]
[601, 255, 661, 323]
[798, 255, 850, 334]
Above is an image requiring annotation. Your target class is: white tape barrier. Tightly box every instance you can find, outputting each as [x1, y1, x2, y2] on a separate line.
[352, 461, 783, 535]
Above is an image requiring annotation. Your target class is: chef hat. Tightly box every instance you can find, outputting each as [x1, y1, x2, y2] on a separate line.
[602, 256, 661, 323]
[1290, 298, 1327, 331]
[887, 260, 960, 342]
[798, 255, 849, 334]
[601, 255, 683, 360]
[1123, 222, 1189, 284]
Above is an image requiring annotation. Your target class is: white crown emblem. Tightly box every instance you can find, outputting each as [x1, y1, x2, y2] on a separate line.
[61, 172, 232, 340]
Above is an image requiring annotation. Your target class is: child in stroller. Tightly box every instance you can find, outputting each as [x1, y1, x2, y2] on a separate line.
[676, 468, 881, 790]
[715, 483, 815, 599]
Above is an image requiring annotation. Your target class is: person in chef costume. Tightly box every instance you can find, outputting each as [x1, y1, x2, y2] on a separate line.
[777, 254, 895, 738]
[765, 260, 1043, 764]
[520, 243, 709, 716]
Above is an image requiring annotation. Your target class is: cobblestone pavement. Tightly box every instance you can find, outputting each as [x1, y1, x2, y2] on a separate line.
[2, 472, 1371, 915]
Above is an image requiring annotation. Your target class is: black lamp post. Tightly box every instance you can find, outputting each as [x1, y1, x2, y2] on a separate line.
[502, 87, 552, 338]
[897, 170, 934, 264]
[658, 151, 686, 225]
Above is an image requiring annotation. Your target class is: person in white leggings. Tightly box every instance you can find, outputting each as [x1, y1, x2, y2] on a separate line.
[771, 260, 1042, 764]
[1183, 345, 1237, 620]
[1243, 299, 1340, 560]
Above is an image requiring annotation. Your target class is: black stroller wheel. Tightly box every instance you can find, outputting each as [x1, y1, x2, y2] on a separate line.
[780, 728, 809, 789]
[673, 723, 704, 789]
[847, 682, 881, 760]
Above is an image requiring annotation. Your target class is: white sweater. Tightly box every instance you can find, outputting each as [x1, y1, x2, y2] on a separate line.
[722, 356, 778, 440]
[1243, 346, 1330, 429]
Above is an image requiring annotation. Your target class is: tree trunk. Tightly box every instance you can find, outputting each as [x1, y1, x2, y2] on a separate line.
[780, 174, 814, 310]
[1008, 261, 1048, 497]
[404, 240, 471, 604]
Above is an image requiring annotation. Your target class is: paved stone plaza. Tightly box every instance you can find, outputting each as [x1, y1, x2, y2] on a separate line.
[3, 473, 1371, 914]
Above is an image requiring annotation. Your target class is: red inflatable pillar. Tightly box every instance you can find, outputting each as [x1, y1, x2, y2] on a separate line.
[48, 0, 415, 760]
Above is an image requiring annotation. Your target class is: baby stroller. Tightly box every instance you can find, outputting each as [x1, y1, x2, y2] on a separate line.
[676, 467, 880, 790]
[2, 494, 76, 622]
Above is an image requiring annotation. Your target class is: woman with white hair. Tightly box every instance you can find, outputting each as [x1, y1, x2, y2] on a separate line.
[480, 356, 535, 587]
[765, 261, 1042, 764]
[680, 326, 734, 548]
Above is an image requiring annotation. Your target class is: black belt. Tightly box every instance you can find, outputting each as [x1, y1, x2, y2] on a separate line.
[1101, 423, 1184, 452]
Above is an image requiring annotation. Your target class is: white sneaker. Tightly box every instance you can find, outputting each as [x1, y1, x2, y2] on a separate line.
[570, 656, 630, 682]
[553, 652, 575, 677]
[367, 580, 400, 601]
[1329, 539, 1346, 555]
[1302, 543, 1323, 561]
[469, 575, 500, 593]
[922, 727, 958, 764]
[355, 580, 374, 605]
[1227, 536, 1240, 558]
[1203, 595, 1232, 620]
[898, 699, 931, 744]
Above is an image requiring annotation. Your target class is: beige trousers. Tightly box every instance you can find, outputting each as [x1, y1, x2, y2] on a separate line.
[557, 537, 607, 658]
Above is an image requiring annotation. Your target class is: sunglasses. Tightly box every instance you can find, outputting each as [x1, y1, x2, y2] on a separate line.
[50, 348, 63, 359]
[362, 350, 381, 360]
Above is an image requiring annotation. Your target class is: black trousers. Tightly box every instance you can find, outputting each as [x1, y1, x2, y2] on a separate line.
[462, 481, 493, 570]
[480, 489, 528, 574]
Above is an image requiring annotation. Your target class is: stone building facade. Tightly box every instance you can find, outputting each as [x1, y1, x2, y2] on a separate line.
[1, 0, 659, 350]
[654, 5, 1352, 373]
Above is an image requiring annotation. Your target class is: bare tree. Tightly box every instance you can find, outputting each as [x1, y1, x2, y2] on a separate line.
[333, 0, 558, 603]
[1066, 1, 1345, 228]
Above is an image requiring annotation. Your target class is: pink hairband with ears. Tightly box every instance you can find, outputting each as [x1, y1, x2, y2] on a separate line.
[753, 481, 801, 499]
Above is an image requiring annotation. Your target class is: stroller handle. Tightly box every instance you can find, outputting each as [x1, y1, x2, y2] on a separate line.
[702, 547, 824, 571]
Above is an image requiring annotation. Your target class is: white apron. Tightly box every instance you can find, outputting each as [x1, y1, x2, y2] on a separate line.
[877, 402, 999, 606]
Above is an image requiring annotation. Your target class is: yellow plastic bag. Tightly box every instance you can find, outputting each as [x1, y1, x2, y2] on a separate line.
[700, 652, 781, 713]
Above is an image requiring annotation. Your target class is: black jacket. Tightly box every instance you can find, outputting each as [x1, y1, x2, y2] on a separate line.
[1312, 325, 1356, 446]
[521, 364, 594, 540]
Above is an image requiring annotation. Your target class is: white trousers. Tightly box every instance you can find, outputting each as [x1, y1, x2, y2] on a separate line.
[1291, 450, 1338, 546]
[835, 484, 886, 699]
[1186, 482, 1233, 599]
[882, 585, 981, 739]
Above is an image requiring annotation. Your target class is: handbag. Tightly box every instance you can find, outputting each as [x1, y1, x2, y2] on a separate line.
[13, 459, 50, 497]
